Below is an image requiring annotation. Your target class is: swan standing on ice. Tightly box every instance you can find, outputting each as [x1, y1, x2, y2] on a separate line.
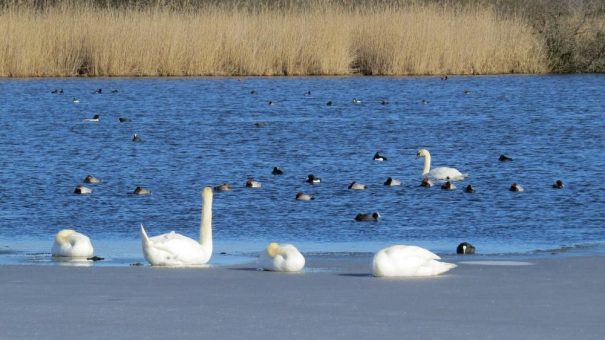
[140, 187, 214, 266]
[258, 243, 305, 272]
[372, 245, 456, 277]
[416, 148, 466, 181]
[51, 229, 94, 258]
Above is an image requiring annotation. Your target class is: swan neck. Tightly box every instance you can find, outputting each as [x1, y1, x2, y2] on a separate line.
[200, 189, 213, 254]
[422, 153, 431, 176]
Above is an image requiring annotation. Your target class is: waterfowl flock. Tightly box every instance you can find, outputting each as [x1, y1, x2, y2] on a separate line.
[43, 85, 570, 278]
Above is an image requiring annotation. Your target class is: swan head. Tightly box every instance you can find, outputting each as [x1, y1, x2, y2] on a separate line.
[416, 148, 429, 159]
[55, 229, 76, 243]
[266, 242, 281, 257]
[202, 186, 213, 199]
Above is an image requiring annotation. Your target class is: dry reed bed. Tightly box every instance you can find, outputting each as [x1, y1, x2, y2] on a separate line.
[0, 3, 547, 76]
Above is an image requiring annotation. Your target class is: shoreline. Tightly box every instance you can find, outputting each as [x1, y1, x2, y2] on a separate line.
[1, 255, 604, 339]
[2, 237, 605, 268]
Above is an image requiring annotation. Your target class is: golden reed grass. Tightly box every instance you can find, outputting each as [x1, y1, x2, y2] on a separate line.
[0, 1, 548, 76]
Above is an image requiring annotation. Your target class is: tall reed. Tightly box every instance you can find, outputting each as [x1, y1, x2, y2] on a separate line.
[0, 1, 547, 76]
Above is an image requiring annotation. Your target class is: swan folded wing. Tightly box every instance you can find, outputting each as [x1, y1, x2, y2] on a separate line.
[428, 167, 465, 181]
[146, 234, 206, 265]
[386, 245, 441, 260]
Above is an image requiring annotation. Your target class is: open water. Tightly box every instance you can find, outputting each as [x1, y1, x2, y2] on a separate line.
[0, 75, 604, 265]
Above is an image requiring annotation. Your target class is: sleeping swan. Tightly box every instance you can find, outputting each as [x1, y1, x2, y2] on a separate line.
[51, 229, 94, 258]
[372, 245, 456, 277]
[140, 187, 213, 266]
[258, 243, 305, 272]
[416, 148, 466, 181]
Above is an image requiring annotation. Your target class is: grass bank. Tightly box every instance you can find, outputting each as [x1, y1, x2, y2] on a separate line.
[0, 1, 575, 76]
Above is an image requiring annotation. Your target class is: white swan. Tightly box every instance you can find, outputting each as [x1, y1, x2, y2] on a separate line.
[51, 229, 94, 258]
[258, 243, 305, 272]
[140, 187, 213, 266]
[416, 148, 466, 181]
[372, 245, 456, 277]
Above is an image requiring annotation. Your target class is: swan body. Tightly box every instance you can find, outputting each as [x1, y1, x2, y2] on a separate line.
[258, 243, 305, 272]
[51, 229, 94, 258]
[417, 148, 466, 181]
[140, 187, 213, 266]
[372, 245, 456, 277]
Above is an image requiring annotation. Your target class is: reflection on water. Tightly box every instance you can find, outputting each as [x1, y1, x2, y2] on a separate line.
[0, 75, 604, 266]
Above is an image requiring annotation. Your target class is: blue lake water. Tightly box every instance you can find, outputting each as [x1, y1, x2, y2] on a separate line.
[0, 75, 604, 266]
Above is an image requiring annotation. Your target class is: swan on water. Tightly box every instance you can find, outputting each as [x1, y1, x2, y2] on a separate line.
[372, 245, 456, 277]
[416, 148, 466, 181]
[140, 187, 213, 266]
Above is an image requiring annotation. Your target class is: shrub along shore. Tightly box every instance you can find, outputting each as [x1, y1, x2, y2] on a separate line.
[0, 0, 603, 77]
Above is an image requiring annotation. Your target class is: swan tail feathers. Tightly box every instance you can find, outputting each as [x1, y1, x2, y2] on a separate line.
[140, 223, 150, 243]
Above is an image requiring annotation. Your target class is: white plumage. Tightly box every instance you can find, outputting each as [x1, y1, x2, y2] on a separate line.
[140, 187, 213, 266]
[372, 245, 456, 277]
[417, 148, 466, 181]
[51, 229, 94, 258]
[258, 243, 305, 272]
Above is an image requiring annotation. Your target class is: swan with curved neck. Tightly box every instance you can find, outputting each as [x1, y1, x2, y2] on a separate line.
[417, 148, 465, 181]
[372, 245, 456, 277]
[51, 229, 94, 258]
[140, 187, 213, 266]
[258, 242, 305, 272]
